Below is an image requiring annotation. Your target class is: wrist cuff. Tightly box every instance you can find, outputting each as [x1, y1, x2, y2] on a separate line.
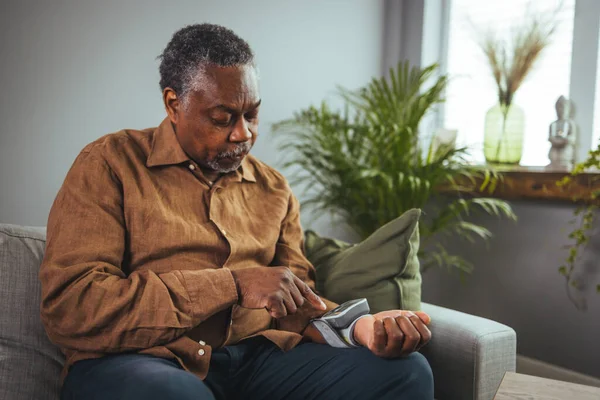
[309, 299, 371, 348]
[340, 314, 372, 347]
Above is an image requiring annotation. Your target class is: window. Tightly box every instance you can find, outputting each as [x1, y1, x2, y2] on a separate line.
[443, 0, 576, 166]
[594, 22, 600, 148]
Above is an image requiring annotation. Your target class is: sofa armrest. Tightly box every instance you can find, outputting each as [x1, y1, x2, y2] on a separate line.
[419, 302, 516, 400]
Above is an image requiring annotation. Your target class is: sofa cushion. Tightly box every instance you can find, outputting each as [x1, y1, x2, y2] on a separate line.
[0, 224, 63, 400]
[304, 209, 422, 313]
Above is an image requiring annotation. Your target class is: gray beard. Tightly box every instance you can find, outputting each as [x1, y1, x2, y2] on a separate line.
[204, 142, 252, 173]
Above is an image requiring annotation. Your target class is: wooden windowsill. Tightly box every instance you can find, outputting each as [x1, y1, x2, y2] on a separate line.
[443, 165, 600, 204]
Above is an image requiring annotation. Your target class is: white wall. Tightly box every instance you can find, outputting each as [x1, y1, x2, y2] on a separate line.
[0, 0, 384, 227]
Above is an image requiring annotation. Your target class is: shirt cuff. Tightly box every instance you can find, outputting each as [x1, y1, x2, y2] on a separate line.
[180, 268, 239, 324]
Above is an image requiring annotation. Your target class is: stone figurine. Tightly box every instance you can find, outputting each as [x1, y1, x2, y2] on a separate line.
[547, 96, 577, 170]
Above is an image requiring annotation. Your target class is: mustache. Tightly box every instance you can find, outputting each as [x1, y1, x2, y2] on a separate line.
[216, 142, 252, 159]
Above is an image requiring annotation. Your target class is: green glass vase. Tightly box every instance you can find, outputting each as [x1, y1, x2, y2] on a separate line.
[483, 103, 525, 164]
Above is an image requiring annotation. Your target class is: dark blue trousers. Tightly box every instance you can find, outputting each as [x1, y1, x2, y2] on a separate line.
[61, 337, 433, 400]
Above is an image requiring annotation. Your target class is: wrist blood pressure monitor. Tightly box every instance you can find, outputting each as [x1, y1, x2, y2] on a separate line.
[309, 298, 370, 348]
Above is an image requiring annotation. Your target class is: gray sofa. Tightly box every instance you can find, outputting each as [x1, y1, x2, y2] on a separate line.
[0, 223, 517, 400]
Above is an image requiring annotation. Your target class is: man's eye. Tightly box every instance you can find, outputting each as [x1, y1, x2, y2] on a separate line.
[245, 113, 258, 122]
[212, 118, 232, 126]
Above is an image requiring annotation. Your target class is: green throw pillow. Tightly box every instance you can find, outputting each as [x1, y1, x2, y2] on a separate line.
[304, 209, 422, 312]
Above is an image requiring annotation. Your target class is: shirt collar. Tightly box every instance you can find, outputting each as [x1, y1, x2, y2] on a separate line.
[146, 117, 189, 168]
[146, 117, 256, 183]
[239, 157, 256, 183]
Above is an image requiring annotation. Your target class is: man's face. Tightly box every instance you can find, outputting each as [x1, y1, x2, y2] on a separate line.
[166, 64, 260, 173]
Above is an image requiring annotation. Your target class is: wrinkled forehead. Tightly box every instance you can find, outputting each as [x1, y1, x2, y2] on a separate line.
[190, 64, 260, 107]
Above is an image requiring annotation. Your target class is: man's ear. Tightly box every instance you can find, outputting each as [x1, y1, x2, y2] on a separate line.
[163, 88, 180, 124]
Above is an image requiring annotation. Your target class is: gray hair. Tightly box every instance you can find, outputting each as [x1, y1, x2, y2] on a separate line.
[158, 23, 255, 104]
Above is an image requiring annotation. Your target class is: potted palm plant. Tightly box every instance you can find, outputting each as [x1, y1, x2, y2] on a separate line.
[273, 62, 516, 273]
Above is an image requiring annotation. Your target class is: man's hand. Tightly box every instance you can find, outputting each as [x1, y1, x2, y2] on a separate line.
[231, 267, 327, 319]
[353, 310, 432, 358]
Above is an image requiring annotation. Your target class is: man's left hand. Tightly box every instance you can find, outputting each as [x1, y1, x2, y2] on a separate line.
[353, 310, 432, 358]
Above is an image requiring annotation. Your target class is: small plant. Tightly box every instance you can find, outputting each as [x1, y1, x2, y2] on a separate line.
[474, 8, 559, 162]
[274, 62, 516, 273]
[557, 143, 600, 310]
[476, 11, 557, 110]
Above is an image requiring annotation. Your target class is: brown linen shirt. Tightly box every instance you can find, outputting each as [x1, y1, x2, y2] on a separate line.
[40, 117, 337, 383]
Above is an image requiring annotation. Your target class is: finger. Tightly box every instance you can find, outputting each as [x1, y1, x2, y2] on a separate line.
[400, 310, 431, 326]
[405, 313, 432, 350]
[293, 276, 326, 310]
[383, 317, 405, 357]
[372, 319, 387, 355]
[396, 316, 420, 355]
[414, 311, 431, 325]
[374, 310, 430, 326]
[281, 291, 298, 315]
[288, 281, 305, 309]
[266, 295, 287, 319]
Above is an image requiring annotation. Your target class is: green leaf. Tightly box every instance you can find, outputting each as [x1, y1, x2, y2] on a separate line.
[453, 221, 492, 241]
[479, 170, 492, 192]
[570, 280, 579, 289]
[558, 266, 567, 276]
[421, 245, 474, 274]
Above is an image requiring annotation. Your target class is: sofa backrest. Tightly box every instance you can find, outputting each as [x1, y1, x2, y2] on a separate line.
[0, 224, 63, 400]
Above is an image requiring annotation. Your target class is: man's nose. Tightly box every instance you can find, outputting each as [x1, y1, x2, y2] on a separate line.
[230, 118, 252, 142]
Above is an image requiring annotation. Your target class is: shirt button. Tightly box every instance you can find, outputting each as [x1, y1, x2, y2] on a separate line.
[188, 164, 196, 171]
[199, 340, 206, 346]
[198, 349, 205, 356]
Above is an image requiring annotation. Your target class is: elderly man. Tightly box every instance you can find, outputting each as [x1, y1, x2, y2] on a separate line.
[40, 23, 434, 400]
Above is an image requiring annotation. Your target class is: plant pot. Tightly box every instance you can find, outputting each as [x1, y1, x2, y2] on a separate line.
[483, 103, 525, 164]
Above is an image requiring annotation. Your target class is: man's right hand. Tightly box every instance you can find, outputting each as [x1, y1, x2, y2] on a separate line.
[230, 267, 327, 318]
